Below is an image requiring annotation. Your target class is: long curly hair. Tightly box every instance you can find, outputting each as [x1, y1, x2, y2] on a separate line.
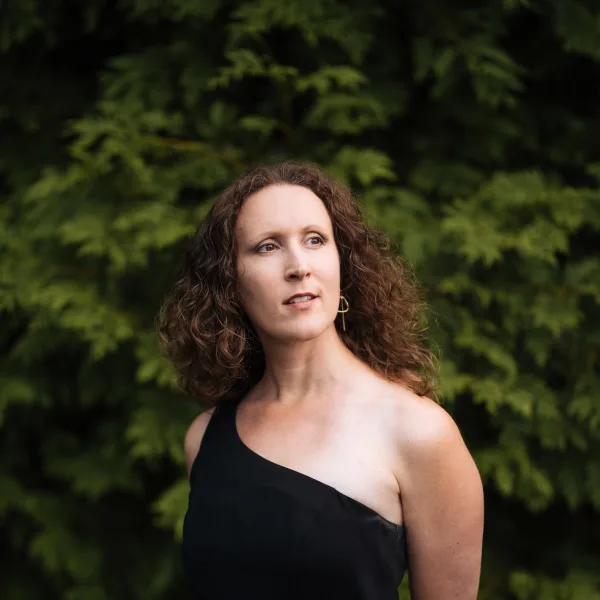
[157, 161, 438, 407]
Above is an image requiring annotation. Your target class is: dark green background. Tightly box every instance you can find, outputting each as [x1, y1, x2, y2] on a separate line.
[1, 1, 600, 598]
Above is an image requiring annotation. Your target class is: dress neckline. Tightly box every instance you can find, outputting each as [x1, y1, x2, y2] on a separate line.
[229, 396, 405, 533]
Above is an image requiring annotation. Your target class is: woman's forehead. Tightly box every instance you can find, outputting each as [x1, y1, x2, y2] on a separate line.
[236, 185, 332, 238]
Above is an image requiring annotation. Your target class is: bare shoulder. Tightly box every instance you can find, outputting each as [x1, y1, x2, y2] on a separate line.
[385, 385, 481, 488]
[184, 407, 217, 478]
[388, 387, 464, 458]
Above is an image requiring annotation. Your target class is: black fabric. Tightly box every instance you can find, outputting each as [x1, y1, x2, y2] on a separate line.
[182, 396, 407, 599]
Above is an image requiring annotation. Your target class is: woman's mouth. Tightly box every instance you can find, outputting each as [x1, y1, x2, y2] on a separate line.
[284, 295, 319, 308]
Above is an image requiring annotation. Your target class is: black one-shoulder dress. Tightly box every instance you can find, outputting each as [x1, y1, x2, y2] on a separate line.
[182, 396, 407, 599]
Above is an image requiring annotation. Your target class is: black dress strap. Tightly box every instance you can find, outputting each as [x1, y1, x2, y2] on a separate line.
[188, 396, 238, 485]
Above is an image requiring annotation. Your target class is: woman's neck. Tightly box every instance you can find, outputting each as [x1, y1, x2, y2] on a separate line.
[256, 326, 370, 406]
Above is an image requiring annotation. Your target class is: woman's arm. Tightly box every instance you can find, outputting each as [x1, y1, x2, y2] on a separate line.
[396, 399, 484, 600]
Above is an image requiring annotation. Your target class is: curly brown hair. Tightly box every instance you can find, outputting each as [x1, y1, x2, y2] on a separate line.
[157, 161, 438, 407]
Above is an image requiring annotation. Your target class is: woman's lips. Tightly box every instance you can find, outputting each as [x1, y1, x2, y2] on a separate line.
[284, 296, 319, 309]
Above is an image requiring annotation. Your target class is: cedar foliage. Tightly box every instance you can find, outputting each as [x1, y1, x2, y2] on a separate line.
[1, 1, 600, 598]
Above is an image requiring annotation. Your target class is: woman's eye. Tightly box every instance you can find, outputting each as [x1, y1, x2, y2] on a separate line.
[257, 236, 323, 252]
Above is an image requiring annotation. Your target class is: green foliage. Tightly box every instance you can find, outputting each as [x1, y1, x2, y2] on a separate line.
[1, 0, 600, 598]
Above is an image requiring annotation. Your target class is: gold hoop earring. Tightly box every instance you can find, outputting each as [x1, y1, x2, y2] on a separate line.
[337, 295, 350, 332]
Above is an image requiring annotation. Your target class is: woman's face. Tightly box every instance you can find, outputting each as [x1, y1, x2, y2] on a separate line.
[235, 184, 341, 343]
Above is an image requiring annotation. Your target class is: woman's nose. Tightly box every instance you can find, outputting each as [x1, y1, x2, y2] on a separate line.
[285, 264, 311, 280]
[284, 250, 311, 281]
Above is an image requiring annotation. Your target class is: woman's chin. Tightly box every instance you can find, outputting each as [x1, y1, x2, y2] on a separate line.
[269, 319, 334, 343]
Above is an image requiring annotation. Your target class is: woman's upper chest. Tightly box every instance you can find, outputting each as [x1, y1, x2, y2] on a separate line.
[235, 389, 404, 526]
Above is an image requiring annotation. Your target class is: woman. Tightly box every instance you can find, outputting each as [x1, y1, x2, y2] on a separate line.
[158, 161, 484, 599]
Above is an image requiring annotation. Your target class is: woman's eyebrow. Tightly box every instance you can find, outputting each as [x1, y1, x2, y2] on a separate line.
[251, 224, 326, 241]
